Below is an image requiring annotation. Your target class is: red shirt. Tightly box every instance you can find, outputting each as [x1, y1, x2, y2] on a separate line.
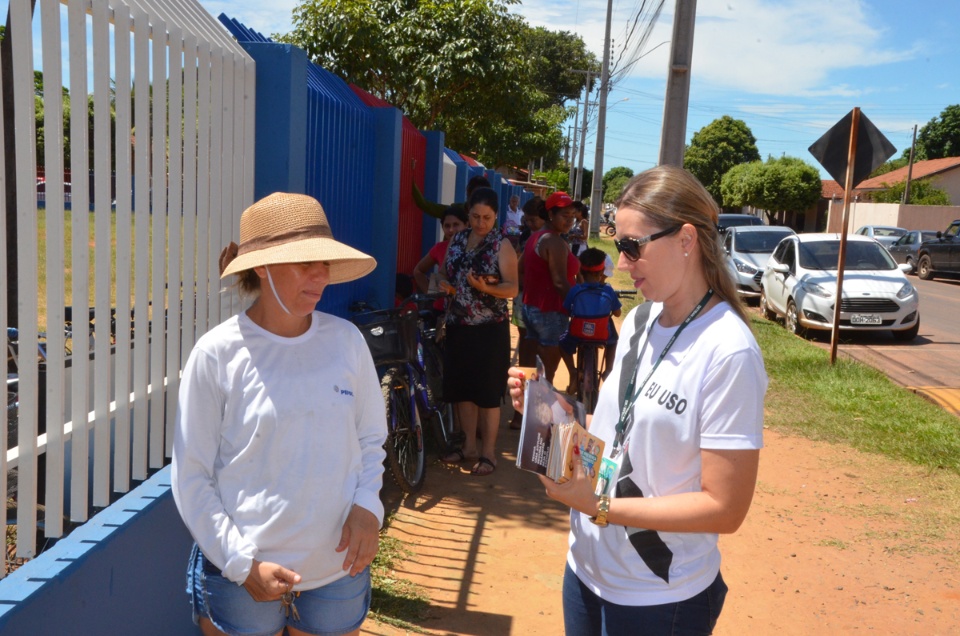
[522, 229, 580, 313]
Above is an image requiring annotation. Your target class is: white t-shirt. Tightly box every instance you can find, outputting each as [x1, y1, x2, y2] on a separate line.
[567, 301, 766, 605]
[504, 207, 523, 230]
[171, 311, 387, 589]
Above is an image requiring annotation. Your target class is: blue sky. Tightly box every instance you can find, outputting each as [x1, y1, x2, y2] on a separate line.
[195, 0, 959, 178]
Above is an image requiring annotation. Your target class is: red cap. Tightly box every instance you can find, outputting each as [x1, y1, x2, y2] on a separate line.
[545, 191, 574, 211]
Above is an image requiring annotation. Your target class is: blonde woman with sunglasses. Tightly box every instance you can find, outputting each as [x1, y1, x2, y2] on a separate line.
[508, 166, 767, 635]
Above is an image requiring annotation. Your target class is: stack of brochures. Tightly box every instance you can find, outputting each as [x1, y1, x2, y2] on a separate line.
[516, 359, 603, 489]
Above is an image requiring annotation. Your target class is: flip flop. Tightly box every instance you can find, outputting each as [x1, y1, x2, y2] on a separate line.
[471, 456, 496, 476]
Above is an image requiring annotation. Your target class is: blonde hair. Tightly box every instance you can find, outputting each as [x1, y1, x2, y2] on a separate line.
[615, 165, 750, 326]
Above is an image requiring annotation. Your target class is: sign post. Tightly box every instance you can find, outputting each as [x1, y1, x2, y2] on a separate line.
[809, 109, 896, 364]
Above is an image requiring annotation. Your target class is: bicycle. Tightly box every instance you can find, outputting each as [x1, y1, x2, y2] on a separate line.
[573, 290, 637, 414]
[350, 292, 453, 493]
[600, 216, 616, 237]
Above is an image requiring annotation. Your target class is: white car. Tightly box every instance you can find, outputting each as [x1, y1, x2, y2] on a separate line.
[723, 225, 796, 299]
[759, 233, 920, 340]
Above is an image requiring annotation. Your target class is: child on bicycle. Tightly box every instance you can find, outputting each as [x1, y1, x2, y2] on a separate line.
[559, 247, 622, 395]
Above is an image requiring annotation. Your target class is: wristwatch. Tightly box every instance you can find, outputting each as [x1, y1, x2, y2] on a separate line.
[590, 495, 610, 527]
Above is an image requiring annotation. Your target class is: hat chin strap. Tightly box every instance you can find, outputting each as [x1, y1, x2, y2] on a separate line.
[265, 266, 292, 315]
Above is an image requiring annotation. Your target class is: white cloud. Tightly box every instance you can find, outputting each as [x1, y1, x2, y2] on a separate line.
[514, 0, 921, 98]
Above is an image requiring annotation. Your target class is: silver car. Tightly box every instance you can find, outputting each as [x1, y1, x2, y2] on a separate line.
[723, 225, 796, 299]
[854, 225, 908, 247]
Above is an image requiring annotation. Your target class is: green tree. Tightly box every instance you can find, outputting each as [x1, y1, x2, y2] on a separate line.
[759, 156, 821, 216]
[721, 156, 820, 220]
[684, 116, 760, 206]
[278, 0, 589, 169]
[720, 160, 763, 209]
[603, 174, 632, 203]
[872, 179, 950, 205]
[521, 27, 599, 107]
[602, 166, 633, 201]
[915, 104, 960, 160]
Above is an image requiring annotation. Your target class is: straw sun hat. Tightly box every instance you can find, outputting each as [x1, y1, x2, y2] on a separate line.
[221, 192, 376, 284]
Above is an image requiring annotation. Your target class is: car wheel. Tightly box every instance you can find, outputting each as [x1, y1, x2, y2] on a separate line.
[892, 315, 920, 341]
[786, 300, 806, 337]
[917, 255, 934, 280]
[759, 287, 776, 320]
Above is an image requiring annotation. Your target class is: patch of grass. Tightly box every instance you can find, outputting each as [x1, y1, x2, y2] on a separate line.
[815, 538, 849, 550]
[753, 315, 960, 476]
[368, 529, 430, 632]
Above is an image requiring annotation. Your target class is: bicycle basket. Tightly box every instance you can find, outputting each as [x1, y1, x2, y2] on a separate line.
[356, 312, 419, 366]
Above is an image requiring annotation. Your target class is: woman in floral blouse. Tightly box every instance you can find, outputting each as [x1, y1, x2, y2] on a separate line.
[437, 187, 519, 475]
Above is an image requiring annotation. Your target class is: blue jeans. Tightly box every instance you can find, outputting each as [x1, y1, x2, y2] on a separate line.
[188, 545, 372, 636]
[562, 564, 727, 636]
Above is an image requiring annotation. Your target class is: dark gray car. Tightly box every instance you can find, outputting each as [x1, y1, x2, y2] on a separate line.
[886, 230, 940, 274]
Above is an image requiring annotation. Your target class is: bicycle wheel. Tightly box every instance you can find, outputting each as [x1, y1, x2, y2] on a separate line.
[579, 345, 600, 414]
[604, 223, 616, 237]
[381, 368, 426, 493]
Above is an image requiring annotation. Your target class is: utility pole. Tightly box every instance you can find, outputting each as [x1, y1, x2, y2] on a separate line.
[903, 124, 917, 205]
[569, 99, 581, 192]
[659, 0, 698, 167]
[589, 0, 615, 235]
[569, 70, 597, 199]
[564, 125, 572, 165]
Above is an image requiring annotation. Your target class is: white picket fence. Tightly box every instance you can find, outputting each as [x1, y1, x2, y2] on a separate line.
[1, 0, 254, 568]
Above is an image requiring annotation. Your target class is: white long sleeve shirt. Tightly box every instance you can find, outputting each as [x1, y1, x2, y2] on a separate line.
[171, 310, 387, 589]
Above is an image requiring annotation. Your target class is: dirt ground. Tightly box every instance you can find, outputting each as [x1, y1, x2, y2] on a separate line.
[362, 421, 959, 636]
[361, 326, 960, 635]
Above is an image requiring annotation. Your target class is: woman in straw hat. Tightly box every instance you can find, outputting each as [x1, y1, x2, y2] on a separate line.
[172, 193, 386, 636]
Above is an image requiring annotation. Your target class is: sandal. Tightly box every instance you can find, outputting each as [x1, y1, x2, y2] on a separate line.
[440, 448, 466, 464]
[471, 456, 496, 476]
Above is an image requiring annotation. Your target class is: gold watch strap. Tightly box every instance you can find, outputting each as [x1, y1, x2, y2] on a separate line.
[590, 495, 610, 527]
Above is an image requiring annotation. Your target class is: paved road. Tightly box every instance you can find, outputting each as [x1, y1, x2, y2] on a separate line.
[792, 275, 960, 414]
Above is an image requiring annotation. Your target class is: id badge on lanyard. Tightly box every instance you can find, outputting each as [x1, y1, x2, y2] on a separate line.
[596, 456, 621, 496]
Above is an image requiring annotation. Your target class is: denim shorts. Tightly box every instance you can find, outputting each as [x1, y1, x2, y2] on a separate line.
[187, 545, 372, 636]
[522, 304, 570, 347]
[562, 564, 727, 636]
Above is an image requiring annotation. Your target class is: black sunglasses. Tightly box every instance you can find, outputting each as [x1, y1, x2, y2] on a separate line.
[614, 225, 682, 261]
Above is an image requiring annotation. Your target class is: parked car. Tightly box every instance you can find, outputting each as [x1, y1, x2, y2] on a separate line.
[759, 233, 919, 340]
[915, 220, 960, 281]
[854, 224, 908, 247]
[886, 230, 940, 274]
[717, 213, 764, 233]
[723, 225, 796, 300]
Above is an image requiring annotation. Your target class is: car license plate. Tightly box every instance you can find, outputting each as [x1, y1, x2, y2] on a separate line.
[850, 314, 882, 325]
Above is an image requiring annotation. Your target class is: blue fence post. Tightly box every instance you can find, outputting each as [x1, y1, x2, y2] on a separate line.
[485, 169, 503, 226]
[370, 107, 403, 309]
[421, 130, 445, 255]
[238, 42, 308, 200]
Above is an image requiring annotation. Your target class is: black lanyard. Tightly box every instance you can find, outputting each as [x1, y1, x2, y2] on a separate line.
[611, 289, 714, 458]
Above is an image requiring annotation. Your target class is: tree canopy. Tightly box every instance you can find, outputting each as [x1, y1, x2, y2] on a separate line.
[915, 104, 960, 160]
[872, 179, 950, 206]
[684, 116, 760, 206]
[720, 156, 821, 220]
[602, 166, 633, 202]
[277, 0, 593, 168]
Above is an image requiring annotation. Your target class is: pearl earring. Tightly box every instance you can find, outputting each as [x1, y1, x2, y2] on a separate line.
[684, 252, 689, 257]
